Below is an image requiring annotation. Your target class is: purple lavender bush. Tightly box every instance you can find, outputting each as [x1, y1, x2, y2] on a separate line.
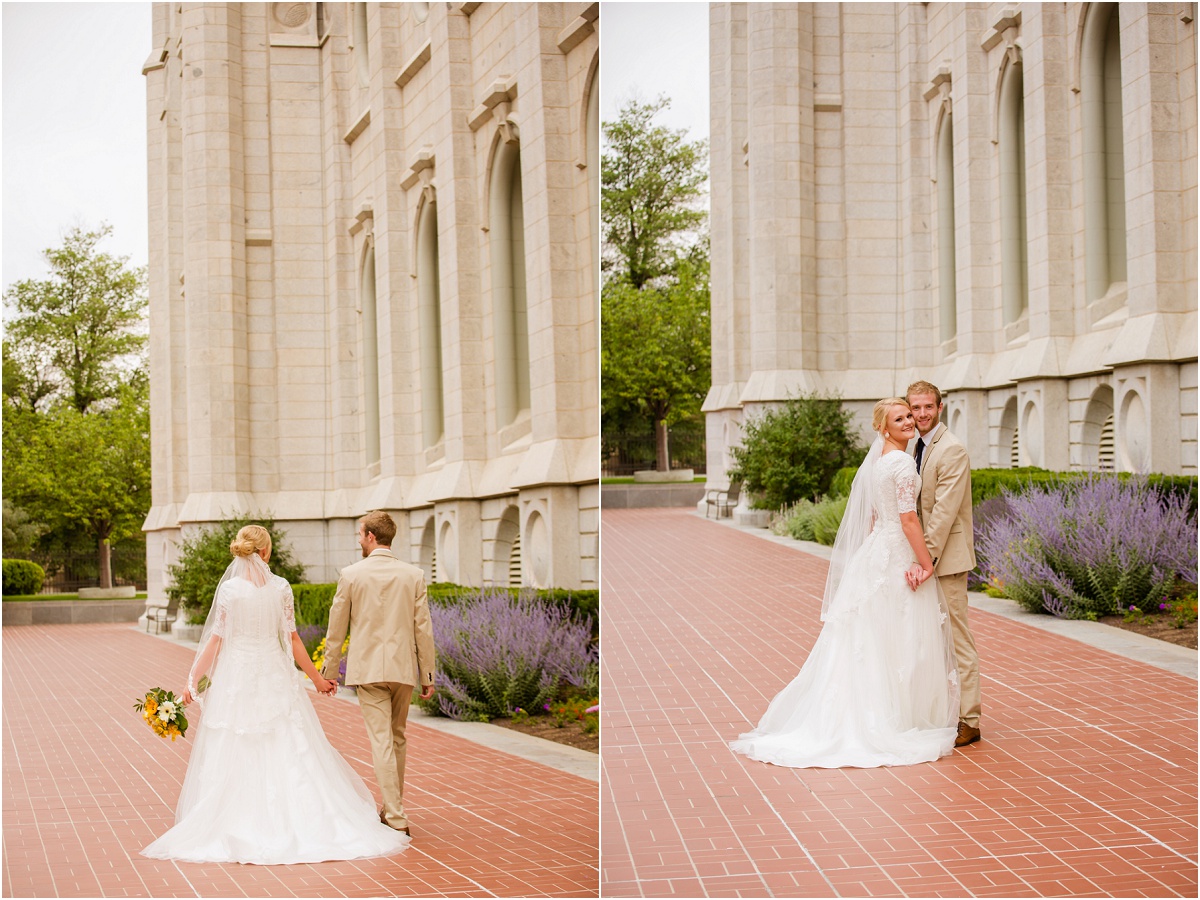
[977, 475, 1198, 620]
[417, 589, 597, 721]
[969, 495, 1012, 590]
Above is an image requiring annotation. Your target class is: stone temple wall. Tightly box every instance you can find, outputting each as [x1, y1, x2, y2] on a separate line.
[705, 2, 1196, 489]
[142, 2, 599, 596]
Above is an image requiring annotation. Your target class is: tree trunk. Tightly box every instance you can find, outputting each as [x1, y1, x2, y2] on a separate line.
[655, 418, 671, 471]
[98, 535, 113, 589]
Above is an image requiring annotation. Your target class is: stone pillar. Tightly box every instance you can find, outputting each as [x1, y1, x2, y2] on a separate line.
[179, 3, 250, 514]
[745, 2, 816, 390]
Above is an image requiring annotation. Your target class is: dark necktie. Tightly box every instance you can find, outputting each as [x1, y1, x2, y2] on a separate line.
[914, 438, 925, 473]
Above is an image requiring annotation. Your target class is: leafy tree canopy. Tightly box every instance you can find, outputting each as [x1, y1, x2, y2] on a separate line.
[2, 378, 151, 583]
[3, 223, 147, 414]
[601, 96, 708, 290]
[602, 253, 712, 441]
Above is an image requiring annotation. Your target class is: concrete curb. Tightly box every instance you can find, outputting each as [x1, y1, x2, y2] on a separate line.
[137, 625, 600, 781]
[699, 511, 1198, 681]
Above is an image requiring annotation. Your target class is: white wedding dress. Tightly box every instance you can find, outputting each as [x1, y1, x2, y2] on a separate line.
[731, 450, 959, 768]
[142, 574, 409, 865]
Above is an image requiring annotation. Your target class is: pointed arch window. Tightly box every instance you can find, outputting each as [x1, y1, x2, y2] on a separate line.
[1081, 2, 1127, 302]
[417, 197, 445, 447]
[489, 138, 531, 429]
[360, 244, 381, 467]
[999, 58, 1028, 325]
[936, 111, 957, 342]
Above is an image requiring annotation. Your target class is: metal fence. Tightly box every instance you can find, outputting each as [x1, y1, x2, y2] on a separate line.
[27, 548, 148, 593]
[602, 428, 707, 477]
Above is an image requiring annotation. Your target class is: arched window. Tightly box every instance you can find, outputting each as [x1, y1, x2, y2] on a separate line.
[417, 198, 444, 447]
[1081, 2, 1127, 301]
[489, 139, 531, 429]
[936, 111, 957, 342]
[999, 397, 1019, 468]
[1082, 385, 1115, 470]
[998, 60, 1028, 325]
[360, 245, 381, 467]
[586, 64, 600, 317]
[352, 2, 369, 87]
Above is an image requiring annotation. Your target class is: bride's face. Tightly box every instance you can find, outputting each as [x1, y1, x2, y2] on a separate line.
[883, 404, 916, 444]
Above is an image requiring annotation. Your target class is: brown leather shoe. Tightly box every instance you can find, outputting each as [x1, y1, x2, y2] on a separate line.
[955, 722, 981, 747]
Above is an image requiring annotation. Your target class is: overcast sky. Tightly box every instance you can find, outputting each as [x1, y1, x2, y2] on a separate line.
[2, 2, 709, 293]
[2, 3, 152, 292]
[601, 2, 709, 146]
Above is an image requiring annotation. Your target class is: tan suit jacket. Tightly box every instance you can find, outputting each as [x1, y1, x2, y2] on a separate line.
[913, 423, 976, 576]
[321, 548, 436, 689]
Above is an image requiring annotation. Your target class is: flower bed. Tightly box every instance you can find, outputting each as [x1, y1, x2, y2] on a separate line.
[976, 475, 1197, 621]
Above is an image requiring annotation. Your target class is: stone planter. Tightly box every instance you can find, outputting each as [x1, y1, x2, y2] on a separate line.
[3, 598, 146, 626]
[633, 468, 695, 484]
[79, 586, 137, 599]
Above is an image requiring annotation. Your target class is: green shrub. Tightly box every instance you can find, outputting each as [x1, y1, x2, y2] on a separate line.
[729, 393, 866, 510]
[771, 498, 820, 541]
[289, 580, 599, 635]
[969, 468, 1196, 515]
[292, 583, 336, 627]
[811, 496, 849, 545]
[166, 515, 306, 623]
[770, 495, 848, 546]
[830, 467, 857, 498]
[2, 559, 45, 595]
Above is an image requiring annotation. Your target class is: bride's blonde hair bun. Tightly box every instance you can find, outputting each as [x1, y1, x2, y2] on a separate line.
[230, 525, 272, 558]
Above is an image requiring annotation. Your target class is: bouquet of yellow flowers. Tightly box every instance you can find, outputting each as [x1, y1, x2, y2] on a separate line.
[134, 687, 189, 740]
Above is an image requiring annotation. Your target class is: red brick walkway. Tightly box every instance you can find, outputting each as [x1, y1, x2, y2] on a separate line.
[3, 623, 597, 897]
[600, 509, 1197, 898]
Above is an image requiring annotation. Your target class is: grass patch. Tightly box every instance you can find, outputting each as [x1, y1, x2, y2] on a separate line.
[601, 476, 706, 484]
[2, 592, 148, 602]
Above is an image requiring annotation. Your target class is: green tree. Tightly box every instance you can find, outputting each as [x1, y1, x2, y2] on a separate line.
[602, 96, 708, 289]
[602, 255, 711, 471]
[167, 516, 307, 624]
[3, 223, 147, 414]
[2, 225, 150, 588]
[3, 379, 151, 588]
[730, 394, 867, 510]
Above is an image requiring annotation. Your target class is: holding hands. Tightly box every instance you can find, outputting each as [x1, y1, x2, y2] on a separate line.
[313, 674, 338, 696]
[905, 563, 933, 591]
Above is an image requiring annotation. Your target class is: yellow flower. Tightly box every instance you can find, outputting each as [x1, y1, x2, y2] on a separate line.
[145, 698, 158, 716]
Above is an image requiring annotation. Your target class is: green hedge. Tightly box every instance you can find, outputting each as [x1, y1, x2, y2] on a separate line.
[3, 559, 45, 596]
[830, 465, 1196, 513]
[291, 581, 599, 636]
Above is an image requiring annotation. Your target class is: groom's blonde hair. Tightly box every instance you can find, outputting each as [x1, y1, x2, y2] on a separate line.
[905, 380, 943, 406]
[872, 397, 911, 434]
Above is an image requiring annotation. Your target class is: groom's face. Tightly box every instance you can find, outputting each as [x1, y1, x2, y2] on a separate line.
[908, 392, 943, 436]
[357, 523, 373, 558]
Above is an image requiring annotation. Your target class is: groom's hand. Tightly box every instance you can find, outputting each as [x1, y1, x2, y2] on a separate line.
[419, 683, 435, 700]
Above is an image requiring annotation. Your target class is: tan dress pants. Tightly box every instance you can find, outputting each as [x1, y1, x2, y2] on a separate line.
[940, 571, 981, 727]
[356, 682, 414, 830]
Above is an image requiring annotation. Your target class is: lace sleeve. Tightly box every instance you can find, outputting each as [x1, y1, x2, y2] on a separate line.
[281, 581, 297, 633]
[895, 459, 918, 514]
[211, 587, 229, 638]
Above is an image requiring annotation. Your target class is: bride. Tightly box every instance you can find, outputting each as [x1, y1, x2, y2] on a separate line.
[142, 525, 410, 864]
[731, 398, 960, 768]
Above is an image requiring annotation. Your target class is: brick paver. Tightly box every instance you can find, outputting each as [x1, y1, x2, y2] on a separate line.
[3, 623, 598, 897]
[601, 509, 1197, 898]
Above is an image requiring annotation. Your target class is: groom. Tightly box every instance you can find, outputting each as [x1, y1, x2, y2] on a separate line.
[906, 381, 981, 747]
[322, 510, 437, 835]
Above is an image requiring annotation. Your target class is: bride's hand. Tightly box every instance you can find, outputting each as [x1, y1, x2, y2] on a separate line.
[181, 688, 194, 706]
